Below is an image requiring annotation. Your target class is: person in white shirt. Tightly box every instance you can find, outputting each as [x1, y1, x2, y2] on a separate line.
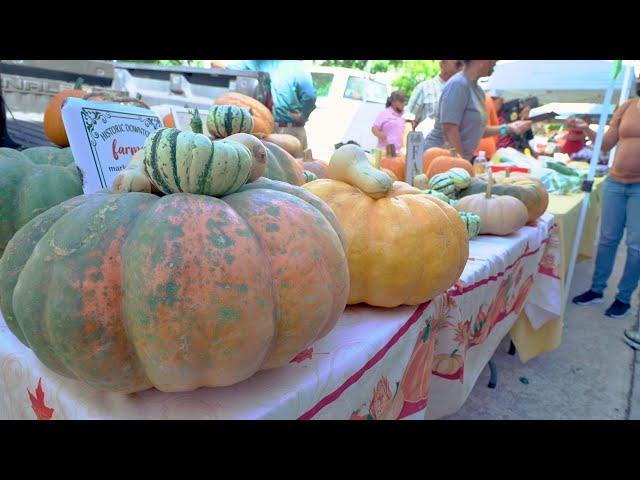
[406, 60, 463, 131]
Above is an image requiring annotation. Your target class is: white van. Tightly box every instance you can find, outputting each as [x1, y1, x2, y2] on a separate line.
[305, 66, 390, 161]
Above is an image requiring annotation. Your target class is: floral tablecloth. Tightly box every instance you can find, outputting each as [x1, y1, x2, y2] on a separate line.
[0, 215, 555, 420]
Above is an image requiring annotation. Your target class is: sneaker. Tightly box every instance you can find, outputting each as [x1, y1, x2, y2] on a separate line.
[572, 290, 604, 306]
[605, 299, 631, 318]
[623, 330, 640, 350]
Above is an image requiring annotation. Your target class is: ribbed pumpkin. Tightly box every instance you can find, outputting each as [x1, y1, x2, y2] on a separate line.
[143, 121, 253, 196]
[458, 211, 481, 239]
[422, 147, 454, 171]
[303, 170, 318, 183]
[0, 147, 83, 256]
[455, 174, 528, 236]
[263, 133, 302, 157]
[425, 155, 474, 178]
[43, 78, 86, 147]
[421, 189, 450, 204]
[458, 171, 549, 224]
[206, 104, 254, 138]
[380, 144, 406, 182]
[215, 92, 275, 135]
[0, 179, 349, 393]
[413, 173, 430, 190]
[302, 149, 330, 179]
[262, 141, 305, 186]
[303, 144, 468, 308]
[447, 168, 472, 189]
[427, 173, 456, 198]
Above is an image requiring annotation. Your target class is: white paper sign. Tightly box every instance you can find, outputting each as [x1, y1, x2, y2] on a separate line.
[61, 98, 163, 193]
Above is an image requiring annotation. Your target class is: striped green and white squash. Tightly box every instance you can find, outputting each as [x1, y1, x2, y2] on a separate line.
[427, 173, 456, 197]
[421, 189, 450, 204]
[206, 105, 254, 138]
[458, 211, 481, 239]
[447, 167, 472, 189]
[143, 128, 253, 197]
[303, 170, 318, 183]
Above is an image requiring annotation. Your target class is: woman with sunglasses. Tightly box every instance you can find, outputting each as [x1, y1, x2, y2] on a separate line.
[423, 60, 531, 161]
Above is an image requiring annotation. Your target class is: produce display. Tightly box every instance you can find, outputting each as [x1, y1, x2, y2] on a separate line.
[455, 173, 529, 236]
[262, 141, 305, 186]
[427, 173, 456, 198]
[421, 189, 450, 204]
[422, 147, 455, 171]
[0, 177, 350, 393]
[425, 154, 474, 179]
[412, 173, 430, 190]
[458, 212, 481, 240]
[447, 168, 472, 189]
[0, 147, 83, 256]
[304, 144, 468, 308]
[262, 133, 303, 157]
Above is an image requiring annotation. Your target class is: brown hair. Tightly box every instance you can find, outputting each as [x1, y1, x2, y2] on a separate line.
[386, 90, 406, 108]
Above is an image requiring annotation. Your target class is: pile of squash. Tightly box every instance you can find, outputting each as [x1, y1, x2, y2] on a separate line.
[0, 105, 351, 394]
[412, 148, 550, 238]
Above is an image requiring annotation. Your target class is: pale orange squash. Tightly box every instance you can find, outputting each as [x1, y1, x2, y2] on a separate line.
[380, 144, 406, 181]
[425, 155, 474, 178]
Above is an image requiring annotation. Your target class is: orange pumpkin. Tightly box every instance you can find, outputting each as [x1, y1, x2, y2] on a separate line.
[264, 133, 302, 157]
[215, 92, 275, 135]
[302, 149, 330, 179]
[163, 113, 176, 128]
[43, 79, 86, 147]
[380, 144, 406, 181]
[432, 351, 464, 377]
[425, 155, 474, 178]
[400, 323, 435, 403]
[422, 147, 455, 171]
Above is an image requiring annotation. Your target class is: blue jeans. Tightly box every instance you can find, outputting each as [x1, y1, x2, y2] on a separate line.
[591, 176, 640, 304]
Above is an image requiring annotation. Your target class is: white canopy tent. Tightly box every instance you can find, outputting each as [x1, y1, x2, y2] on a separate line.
[484, 60, 638, 104]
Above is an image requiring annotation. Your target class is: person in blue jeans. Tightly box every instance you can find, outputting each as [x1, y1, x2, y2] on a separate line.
[569, 95, 640, 339]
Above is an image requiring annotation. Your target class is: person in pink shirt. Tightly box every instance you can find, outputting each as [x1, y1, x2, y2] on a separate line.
[371, 91, 407, 151]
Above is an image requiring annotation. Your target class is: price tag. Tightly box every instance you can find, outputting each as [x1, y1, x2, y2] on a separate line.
[61, 98, 163, 193]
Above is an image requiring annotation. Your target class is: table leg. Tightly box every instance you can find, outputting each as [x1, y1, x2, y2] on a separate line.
[487, 359, 497, 389]
[508, 341, 516, 356]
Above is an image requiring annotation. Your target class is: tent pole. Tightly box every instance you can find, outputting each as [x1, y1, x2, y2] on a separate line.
[562, 65, 618, 312]
[608, 65, 634, 167]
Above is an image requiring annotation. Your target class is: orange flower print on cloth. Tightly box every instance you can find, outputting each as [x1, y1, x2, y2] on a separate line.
[539, 252, 560, 279]
[369, 376, 394, 419]
[454, 320, 472, 347]
[511, 274, 534, 315]
[27, 378, 54, 420]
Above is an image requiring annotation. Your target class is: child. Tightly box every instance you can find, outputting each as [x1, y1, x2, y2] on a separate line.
[371, 91, 407, 152]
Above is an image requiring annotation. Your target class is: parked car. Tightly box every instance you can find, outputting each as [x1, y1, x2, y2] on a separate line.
[305, 66, 390, 160]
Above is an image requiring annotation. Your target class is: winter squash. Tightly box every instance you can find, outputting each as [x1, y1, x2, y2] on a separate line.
[302, 149, 330, 179]
[112, 150, 161, 194]
[262, 141, 305, 186]
[399, 322, 434, 403]
[421, 189, 450, 204]
[458, 211, 481, 239]
[43, 78, 86, 147]
[206, 104, 254, 138]
[0, 179, 349, 393]
[432, 351, 464, 377]
[143, 115, 253, 196]
[303, 170, 317, 183]
[425, 155, 474, 178]
[413, 173, 429, 190]
[447, 168, 472, 189]
[455, 173, 528, 236]
[422, 147, 454, 170]
[263, 133, 302, 157]
[380, 168, 398, 181]
[303, 144, 468, 308]
[380, 144, 406, 182]
[215, 92, 275, 135]
[458, 170, 549, 224]
[0, 147, 83, 256]
[427, 173, 456, 198]
[224, 132, 268, 182]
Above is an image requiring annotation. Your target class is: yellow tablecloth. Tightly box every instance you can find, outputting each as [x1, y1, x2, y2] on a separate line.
[510, 177, 604, 362]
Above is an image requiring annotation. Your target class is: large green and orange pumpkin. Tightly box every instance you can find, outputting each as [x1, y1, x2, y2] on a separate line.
[0, 146, 83, 256]
[0, 178, 349, 393]
[303, 144, 468, 308]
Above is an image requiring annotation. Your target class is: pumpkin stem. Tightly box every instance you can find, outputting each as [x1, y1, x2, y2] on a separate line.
[451, 349, 458, 357]
[303, 149, 313, 162]
[189, 109, 203, 134]
[486, 170, 494, 199]
[73, 77, 84, 90]
[386, 144, 396, 157]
